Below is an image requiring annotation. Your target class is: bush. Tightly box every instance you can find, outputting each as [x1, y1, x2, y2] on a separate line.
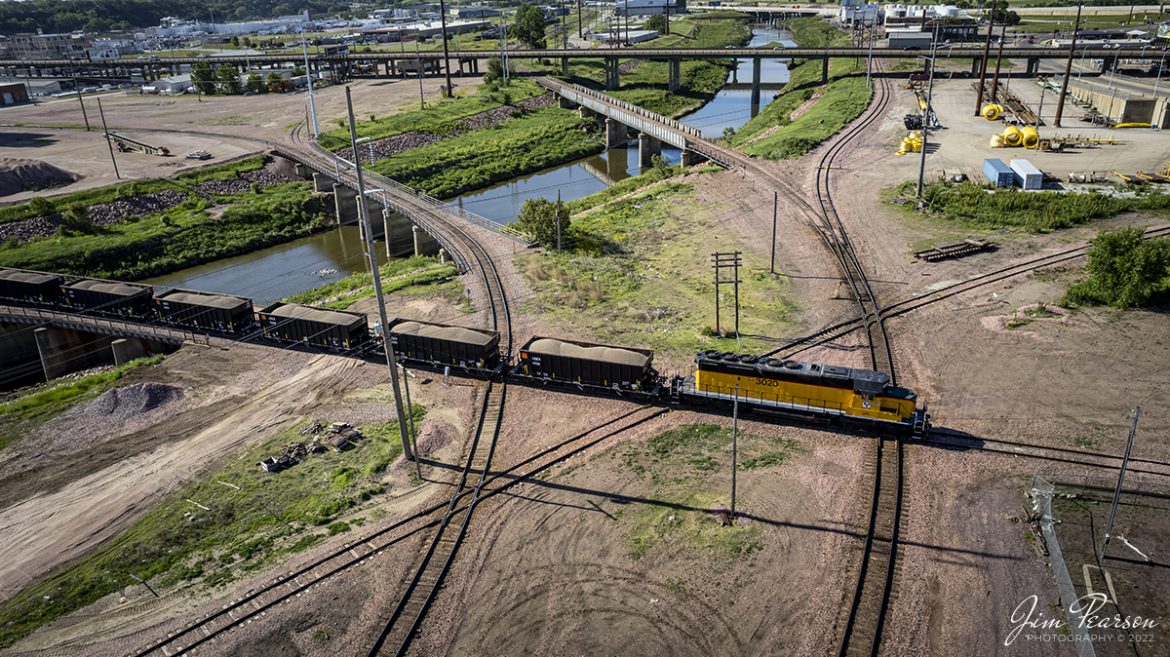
[1064, 227, 1170, 308]
[517, 197, 570, 248]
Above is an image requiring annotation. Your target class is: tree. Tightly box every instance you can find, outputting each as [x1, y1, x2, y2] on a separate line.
[644, 14, 667, 34]
[514, 4, 547, 49]
[1064, 227, 1170, 308]
[191, 60, 216, 95]
[484, 56, 510, 85]
[516, 197, 569, 247]
[293, 63, 306, 77]
[216, 63, 240, 94]
[230, 35, 240, 47]
[246, 72, 265, 93]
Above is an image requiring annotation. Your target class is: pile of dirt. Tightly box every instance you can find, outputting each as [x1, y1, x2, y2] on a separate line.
[415, 420, 457, 457]
[0, 158, 76, 197]
[85, 382, 183, 419]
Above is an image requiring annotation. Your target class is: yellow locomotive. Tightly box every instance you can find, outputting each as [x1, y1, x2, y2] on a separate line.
[682, 351, 927, 435]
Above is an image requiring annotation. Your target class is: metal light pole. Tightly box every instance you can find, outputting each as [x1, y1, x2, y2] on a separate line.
[730, 384, 739, 519]
[1055, 4, 1082, 128]
[301, 30, 319, 138]
[866, 8, 877, 88]
[770, 191, 778, 274]
[345, 87, 414, 462]
[975, 15, 995, 115]
[1102, 407, 1141, 557]
[96, 97, 120, 179]
[437, 0, 454, 97]
[916, 29, 939, 198]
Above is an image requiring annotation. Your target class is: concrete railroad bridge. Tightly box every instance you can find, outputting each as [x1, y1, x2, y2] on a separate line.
[0, 45, 1151, 91]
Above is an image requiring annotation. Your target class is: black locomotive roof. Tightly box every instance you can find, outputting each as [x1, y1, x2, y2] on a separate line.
[695, 351, 914, 398]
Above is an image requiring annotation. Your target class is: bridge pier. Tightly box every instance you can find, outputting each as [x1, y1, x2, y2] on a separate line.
[971, 57, 981, 77]
[751, 57, 762, 108]
[681, 149, 705, 167]
[732, 58, 739, 84]
[605, 57, 620, 90]
[559, 95, 579, 109]
[638, 133, 662, 167]
[0, 321, 43, 390]
[821, 58, 830, 84]
[1026, 57, 1039, 76]
[668, 60, 681, 92]
[35, 326, 114, 381]
[334, 183, 358, 226]
[412, 224, 441, 257]
[605, 118, 629, 148]
[562, 57, 570, 76]
[111, 338, 147, 366]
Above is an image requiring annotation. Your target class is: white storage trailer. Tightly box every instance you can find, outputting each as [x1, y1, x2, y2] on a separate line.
[1009, 159, 1043, 190]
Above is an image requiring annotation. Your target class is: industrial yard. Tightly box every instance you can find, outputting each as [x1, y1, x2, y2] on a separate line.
[2, 2, 1170, 657]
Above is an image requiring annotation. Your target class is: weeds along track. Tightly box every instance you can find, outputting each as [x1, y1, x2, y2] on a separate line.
[124, 406, 666, 657]
[768, 223, 1170, 361]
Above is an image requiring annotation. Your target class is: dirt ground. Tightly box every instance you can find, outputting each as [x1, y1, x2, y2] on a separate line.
[0, 75, 477, 203]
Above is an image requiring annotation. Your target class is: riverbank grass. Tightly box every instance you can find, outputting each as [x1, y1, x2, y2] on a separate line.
[0, 409, 420, 650]
[517, 175, 796, 357]
[730, 17, 870, 159]
[284, 256, 458, 309]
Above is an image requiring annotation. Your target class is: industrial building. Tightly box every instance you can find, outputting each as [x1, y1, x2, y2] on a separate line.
[615, 0, 685, 17]
[5, 32, 89, 60]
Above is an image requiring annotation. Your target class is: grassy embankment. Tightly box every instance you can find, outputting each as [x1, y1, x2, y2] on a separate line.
[884, 180, 1170, 232]
[530, 11, 752, 117]
[0, 412, 420, 650]
[319, 81, 604, 199]
[730, 17, 871, 159]
[517, 165, 796, 357]
[0, 355, 163, 451]
[0, 157, 330, 280]
[610, 424, 800, 560]
[284, 255, 459, 310]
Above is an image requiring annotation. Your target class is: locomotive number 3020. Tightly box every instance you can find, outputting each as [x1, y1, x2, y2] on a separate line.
[753, 378, 780, 387]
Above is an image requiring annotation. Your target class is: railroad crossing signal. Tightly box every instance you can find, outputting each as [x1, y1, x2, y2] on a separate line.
[711, 251, 742, 338]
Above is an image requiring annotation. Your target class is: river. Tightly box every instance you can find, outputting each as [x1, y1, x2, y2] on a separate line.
[148, 26, 795, 303]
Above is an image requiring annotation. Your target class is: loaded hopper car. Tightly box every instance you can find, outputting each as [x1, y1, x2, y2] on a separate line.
[388, 318, 500, 371]
[0, 268, 64, 304]
[155, 289, 254, 334]
[60, 279, 153, 316]
[516, 336, 657, 391]
[257, 302, 369, 350]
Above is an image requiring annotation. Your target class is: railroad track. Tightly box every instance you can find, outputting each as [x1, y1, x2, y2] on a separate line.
[120, 398, 662, 657]
[767, 223, 1170, 362]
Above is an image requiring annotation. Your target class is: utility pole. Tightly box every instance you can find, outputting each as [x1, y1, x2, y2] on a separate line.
[437, 0, 453, 97]
[96, 97, 120, 180]
[730, 384, 739, 520]
[399, 363, 421, 480]
[866, 8, 876, 88]
[711, 251, 742, 337]
[578, 0, 584, 39]
[1103, 407, 1140, 558]
[301, 29, 319, 138]
[415, 40, 425, 109]
[917, 26, 938, 199]
[990, 19, 1008, 104]
[1054, 4, 1082, 128]
[770, 191, 778, 274]
[70, 60, 91, 131]
[975, 16, 995, 115]
[345, 87, 414, 462]
[556, 189, 563, 252]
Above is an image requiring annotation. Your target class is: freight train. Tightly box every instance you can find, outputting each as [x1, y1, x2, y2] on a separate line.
[0, 267, 929, 436]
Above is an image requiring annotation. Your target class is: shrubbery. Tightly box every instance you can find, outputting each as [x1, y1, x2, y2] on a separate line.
[1064, 227, 1170, 308]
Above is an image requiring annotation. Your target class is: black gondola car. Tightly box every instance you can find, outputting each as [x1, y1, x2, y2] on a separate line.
[60, 279, 153, 317]
[155, 289, 254, 334]
[516, 336, 656, 390]
[388, 318, 500, 370]
[0, 268, 64, 304]
[256, 302, 369, 350]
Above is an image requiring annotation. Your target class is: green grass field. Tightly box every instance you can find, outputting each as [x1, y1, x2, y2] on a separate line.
[283, 256, 458, 309]
[370, 106, 602, 198]
[0, 410, 420, 649]
[730, 17, 871, 159]
[0, 356, 163, 451]
[0, 182, 329, 280]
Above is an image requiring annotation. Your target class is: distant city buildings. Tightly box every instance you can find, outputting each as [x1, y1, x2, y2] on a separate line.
[6, 32, 90, 60]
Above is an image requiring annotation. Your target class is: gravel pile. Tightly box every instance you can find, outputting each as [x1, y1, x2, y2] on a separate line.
[335, 93, 557, 162]
[0, 159, 76, 197]
[86, 382, 183, 419]
[0, 161, 300, 245]
[618, 60, 641, 73]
